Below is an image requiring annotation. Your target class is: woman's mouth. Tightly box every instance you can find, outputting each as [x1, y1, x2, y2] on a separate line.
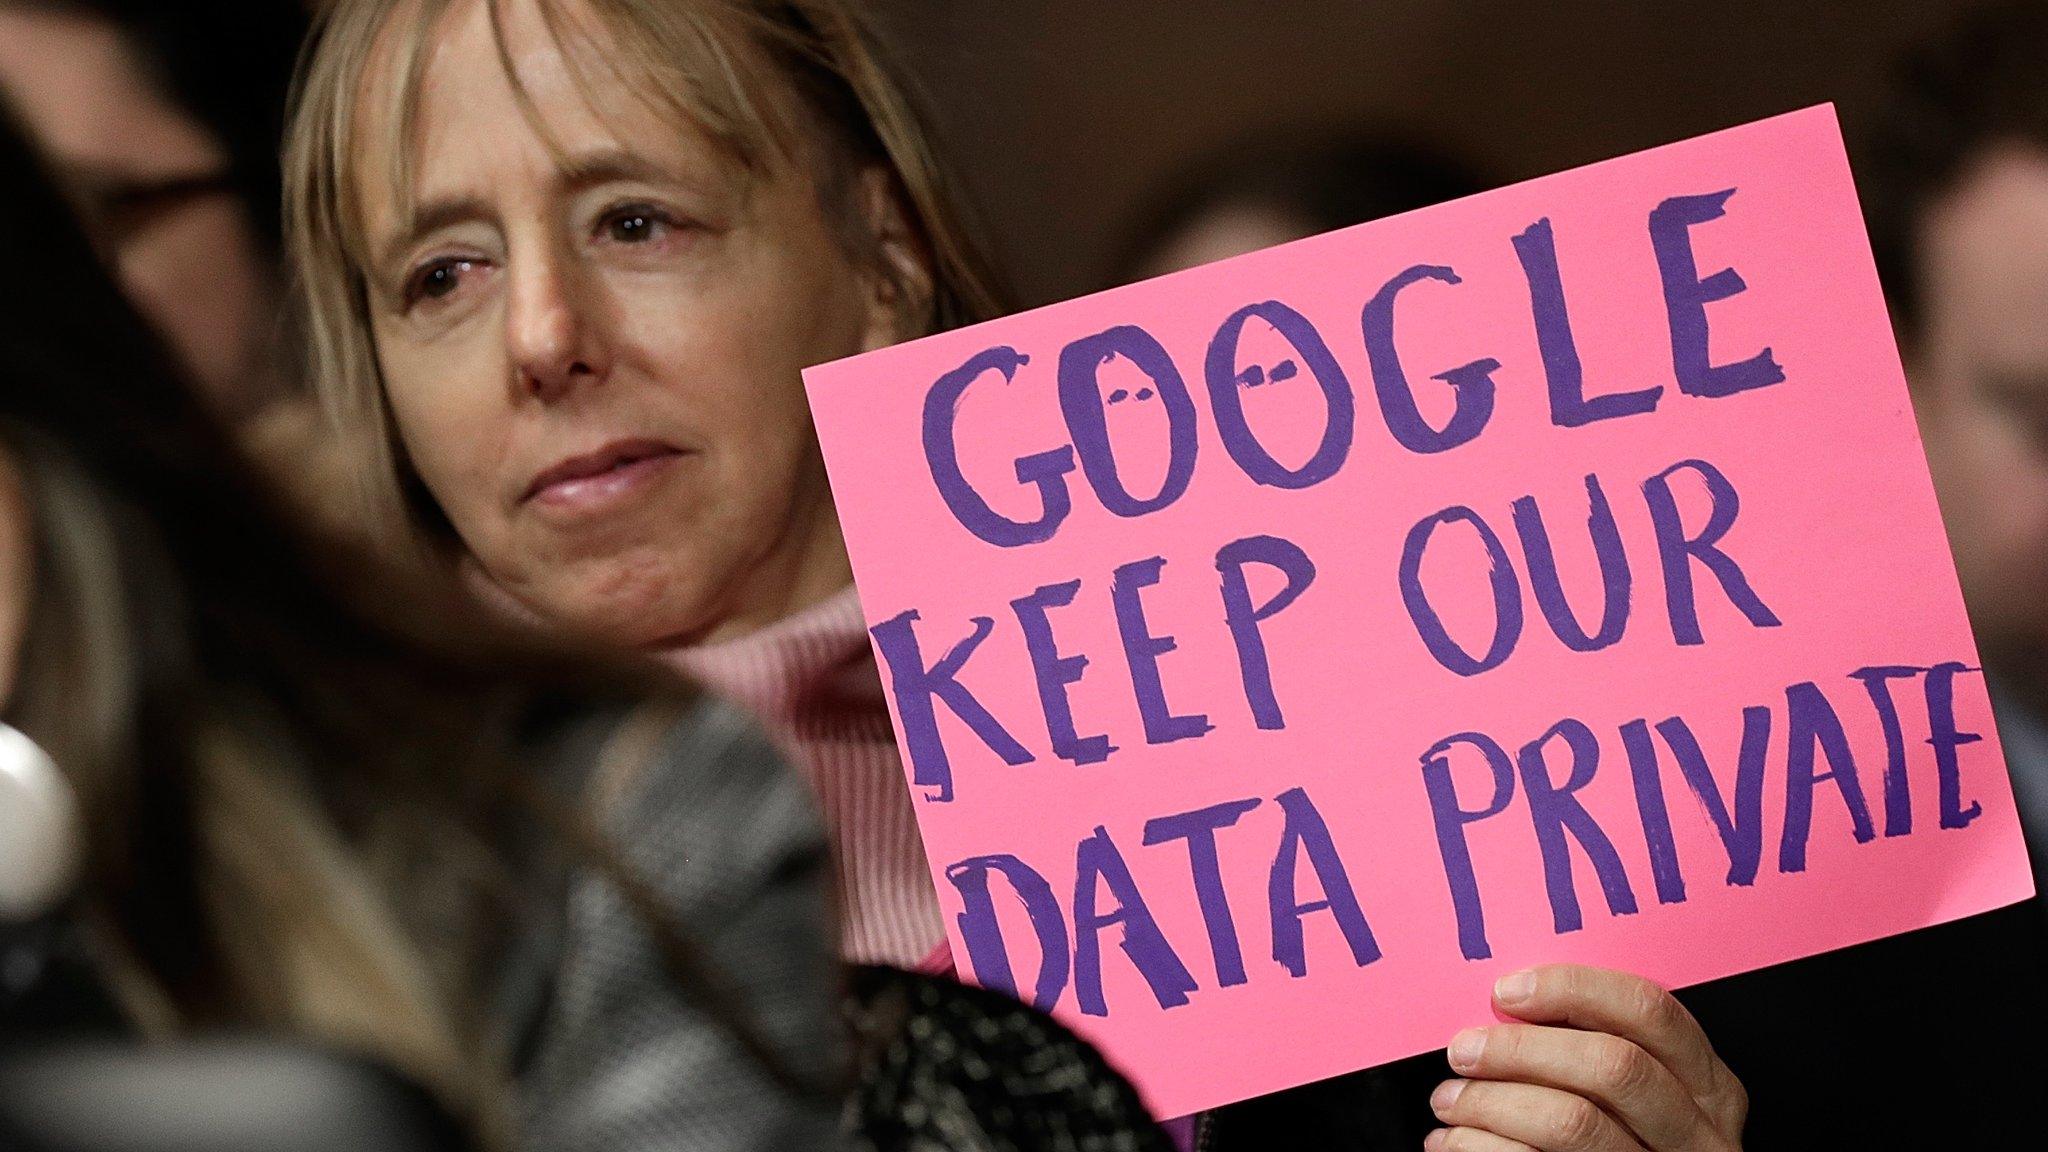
[521, 438, 687, 514]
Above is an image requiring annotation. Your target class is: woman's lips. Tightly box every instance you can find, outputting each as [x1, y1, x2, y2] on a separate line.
[521, 438, 687, 515]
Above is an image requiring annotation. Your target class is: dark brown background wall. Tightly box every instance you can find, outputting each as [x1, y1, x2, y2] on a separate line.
[878, 0, 1999, 305]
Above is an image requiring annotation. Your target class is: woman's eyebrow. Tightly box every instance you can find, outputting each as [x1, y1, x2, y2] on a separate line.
[380, 194, 491, 273]
[555, 147, 679, 193]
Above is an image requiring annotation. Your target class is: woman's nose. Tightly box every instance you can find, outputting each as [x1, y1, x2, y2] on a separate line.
[505, 249, 611, 403]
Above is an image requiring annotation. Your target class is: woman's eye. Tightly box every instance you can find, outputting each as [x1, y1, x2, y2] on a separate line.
[599, 204, 677, 245]
[406, 257, 476, 305]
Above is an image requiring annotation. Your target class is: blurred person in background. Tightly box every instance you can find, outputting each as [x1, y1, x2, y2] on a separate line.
[1866, 0, 2048, 891]
[0, 105, 845, 1152]
[0, 0, 309, 419]
[1111, 132, 1488, 284]
[285, 2, 1756, 1150]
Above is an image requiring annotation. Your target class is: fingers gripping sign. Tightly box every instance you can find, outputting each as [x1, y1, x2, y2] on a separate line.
[1428, 965, 1746, 1152]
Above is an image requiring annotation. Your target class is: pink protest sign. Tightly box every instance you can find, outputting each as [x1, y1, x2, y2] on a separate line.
[802, 105, 2034, 1117]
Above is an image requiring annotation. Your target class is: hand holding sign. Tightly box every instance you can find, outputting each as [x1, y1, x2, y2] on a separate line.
[1429, 965, 1746, 1152]
[806, 105, 2033, 1116]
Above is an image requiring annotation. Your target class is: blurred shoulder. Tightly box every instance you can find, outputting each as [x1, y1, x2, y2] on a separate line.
[573, 692, 827, 897]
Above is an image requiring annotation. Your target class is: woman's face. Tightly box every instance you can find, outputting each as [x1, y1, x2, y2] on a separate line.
[357, 0, 904, 646]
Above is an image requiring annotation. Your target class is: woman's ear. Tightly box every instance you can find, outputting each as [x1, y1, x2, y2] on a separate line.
[854, 165, 935, 350]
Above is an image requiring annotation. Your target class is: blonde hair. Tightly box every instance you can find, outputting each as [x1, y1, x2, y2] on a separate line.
[5, 440, 491, 1128]
[284, 0, 1010, 557]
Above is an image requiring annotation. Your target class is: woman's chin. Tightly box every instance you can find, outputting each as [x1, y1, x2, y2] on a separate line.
[480, 544, 751, 650]
[554, 581, 724, 652]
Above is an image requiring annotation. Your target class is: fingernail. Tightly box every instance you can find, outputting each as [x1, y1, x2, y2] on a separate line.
[1430, 1079, 1467, 1114]
[1494, 969, 1537, 1006]
[1447, 1028, 1486, 1071]
[1423, 1128, 1450, 1152]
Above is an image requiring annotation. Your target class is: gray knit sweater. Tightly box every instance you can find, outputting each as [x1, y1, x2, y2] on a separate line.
[515, 696, 844, 1152]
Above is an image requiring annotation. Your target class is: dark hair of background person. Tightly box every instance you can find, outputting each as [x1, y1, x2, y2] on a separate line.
[13, 0, 309, 253]
[1110, 131, 1489, 284]
[1859, 0, 2048, 340]
[0, 105, 818, 1124]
